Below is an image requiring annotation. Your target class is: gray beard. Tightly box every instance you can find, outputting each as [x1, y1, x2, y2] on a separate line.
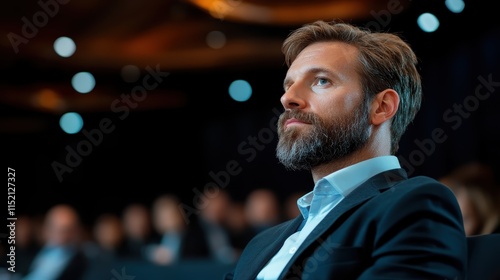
[276, 106, 370, 170]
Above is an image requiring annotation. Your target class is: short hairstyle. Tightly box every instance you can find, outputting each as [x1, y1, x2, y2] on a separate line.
[282, 20, 422, 154]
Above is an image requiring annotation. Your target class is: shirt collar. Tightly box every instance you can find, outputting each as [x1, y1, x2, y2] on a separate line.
[297, 155, 401, 218]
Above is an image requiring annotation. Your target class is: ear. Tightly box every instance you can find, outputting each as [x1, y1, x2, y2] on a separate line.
[370, 89, 399, 126]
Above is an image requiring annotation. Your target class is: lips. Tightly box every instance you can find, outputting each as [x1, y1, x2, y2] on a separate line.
[279, 110, 314, 129]
[284, 118, 309, 128]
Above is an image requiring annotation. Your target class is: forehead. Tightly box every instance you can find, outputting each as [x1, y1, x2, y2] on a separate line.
[287, 41, 360, 78]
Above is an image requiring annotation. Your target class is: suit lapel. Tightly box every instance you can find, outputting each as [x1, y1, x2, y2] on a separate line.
[279, 168, 407, 278]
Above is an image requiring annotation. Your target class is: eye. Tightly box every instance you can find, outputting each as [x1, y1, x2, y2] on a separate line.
[314, 77, 330, 87]
[283, 81, 290, 92]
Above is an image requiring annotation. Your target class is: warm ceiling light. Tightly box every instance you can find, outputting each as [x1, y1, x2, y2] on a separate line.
[33, 88, 66, 111]
[184, 0, 410, 26]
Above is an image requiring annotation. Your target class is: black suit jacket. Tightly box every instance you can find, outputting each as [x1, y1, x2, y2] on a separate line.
[56, 249, 88, 280]
[225, 169, 467, 280]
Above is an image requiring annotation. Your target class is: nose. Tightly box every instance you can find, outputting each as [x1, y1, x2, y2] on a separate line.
[280, 84, 306, 110]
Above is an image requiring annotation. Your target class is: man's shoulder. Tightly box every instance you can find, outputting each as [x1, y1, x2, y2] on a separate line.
[360, 174, 463, 228]
[368, 169, 452, 195]
[379, 174, 457, 202]
[394, 174, 450, 191]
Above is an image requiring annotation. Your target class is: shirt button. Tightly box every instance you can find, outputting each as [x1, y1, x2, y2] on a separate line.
[289, 247, 297, 254]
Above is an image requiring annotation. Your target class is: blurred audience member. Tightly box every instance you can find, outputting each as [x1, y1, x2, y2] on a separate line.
[120, 203, 154, 260]
[82, 213, 128, 280]
[198, 190, 237, 264]
[80, 213, 123, 280]
[225, 201, 254, 258]
[439, 161, 500, 236]
[85, 213, 125, 260]
[146, 194, 210, 265]
[23, 204, 88, 280]
[16, 215, 41, 277]
[284, 191, 307, 220]
[244, 188, 281, 235]
[30, 214, 46, 247]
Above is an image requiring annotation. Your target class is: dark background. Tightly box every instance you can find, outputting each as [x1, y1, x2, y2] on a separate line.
[1, 0, 500, 227]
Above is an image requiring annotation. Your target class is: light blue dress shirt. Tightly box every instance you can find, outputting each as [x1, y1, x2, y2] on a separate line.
[256, 155, 401, 280]
[23, 245, 76, 280]
[161, 232, 182, 261]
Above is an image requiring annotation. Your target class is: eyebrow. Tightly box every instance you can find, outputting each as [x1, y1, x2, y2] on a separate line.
[283, 67, 337, 90]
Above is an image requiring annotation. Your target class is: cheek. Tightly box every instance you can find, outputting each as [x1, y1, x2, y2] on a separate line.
[343, 91, 364, 110]
[315, 92, 363, 119]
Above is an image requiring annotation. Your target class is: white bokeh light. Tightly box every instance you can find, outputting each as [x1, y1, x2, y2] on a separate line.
[445, 0, 465, 13]
[53, 36, 76, 58]
[417, 13, 440, 33]
[229, 79, 252, 102]
[71, 72, 96, 94]
[59, 112, 83, 134]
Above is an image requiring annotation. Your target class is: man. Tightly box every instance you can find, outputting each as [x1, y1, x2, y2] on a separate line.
[225, 20, 467, 279]
[23, 204, 88, 280]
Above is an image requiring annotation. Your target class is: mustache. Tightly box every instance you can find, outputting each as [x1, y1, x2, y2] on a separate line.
[279, 110, 319, 126]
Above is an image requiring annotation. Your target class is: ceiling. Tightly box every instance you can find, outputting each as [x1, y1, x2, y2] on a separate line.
[1, 0, 498, 132]
[0, 0, 412, 118]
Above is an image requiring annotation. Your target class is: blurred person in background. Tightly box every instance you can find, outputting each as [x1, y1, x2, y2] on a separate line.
[284, 191, 307, 220]
[23, 204, 88, 280]
[120, 203, 154, 260]
[145, 194, 211, 265]
[84, 213, 125, 260]
[439, 161, 500, 236]
[31, 214, 47, 248]
[81, 213, 126, 280]
[198, 190, 238, 264]
[225, 201, 254, 258]
[244, 188, 282, 236]
[0, 214, 41, 279]
[16, 215, 41, 277]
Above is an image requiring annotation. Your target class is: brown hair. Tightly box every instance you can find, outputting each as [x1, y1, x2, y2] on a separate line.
[282, 20, 422, 154]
